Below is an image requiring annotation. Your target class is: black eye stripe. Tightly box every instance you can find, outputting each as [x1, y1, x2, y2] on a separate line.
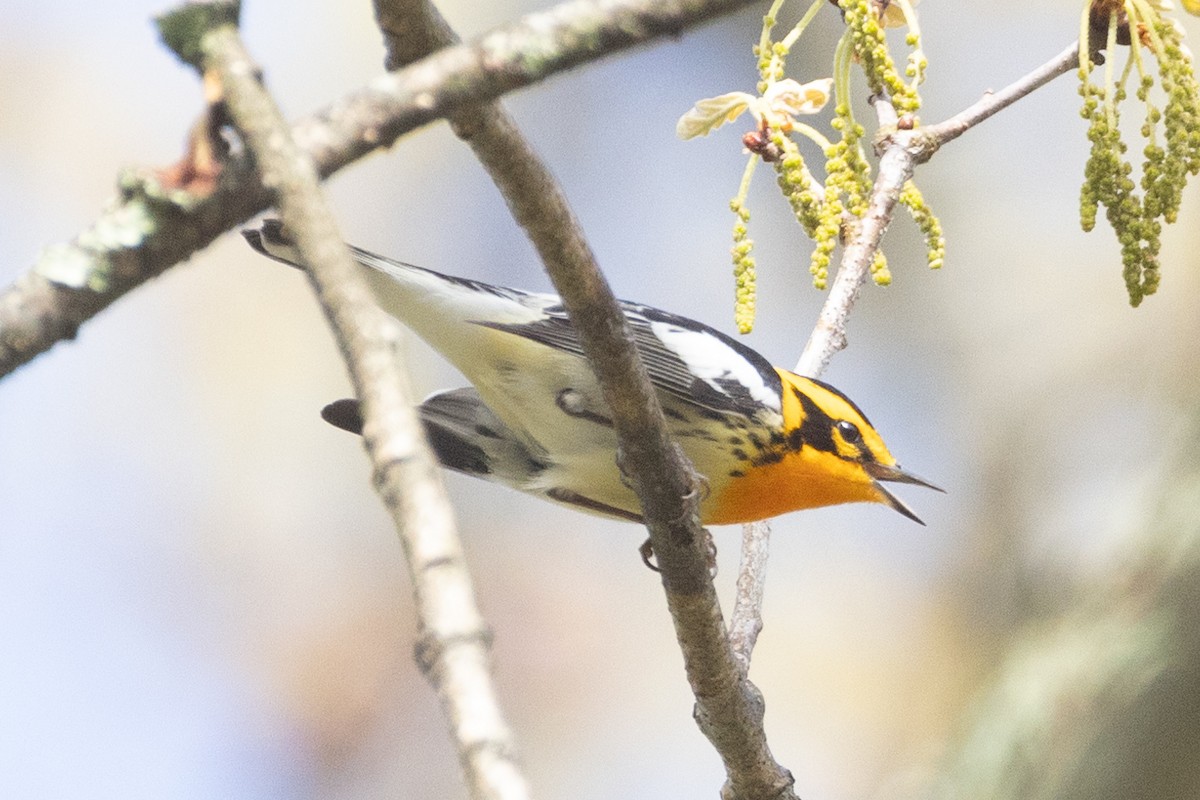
[790, 387, 876, 463]
[793, 390, 836, 454]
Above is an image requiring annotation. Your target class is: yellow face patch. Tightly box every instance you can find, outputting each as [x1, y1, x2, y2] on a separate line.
[699, 370, 900, 525]
[777, 371, 897, 468]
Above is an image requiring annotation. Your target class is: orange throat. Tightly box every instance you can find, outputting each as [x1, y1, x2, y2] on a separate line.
[703, 449, 882, 525]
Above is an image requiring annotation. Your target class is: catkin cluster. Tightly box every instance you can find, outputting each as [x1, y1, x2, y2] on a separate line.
[677, 0, 939, 332]
[1080, 2, 1200, 305]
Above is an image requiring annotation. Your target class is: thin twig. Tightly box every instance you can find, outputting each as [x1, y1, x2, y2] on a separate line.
[799, 39, 1082, 378]
[371, 2, 798, 798]
[729, 521, 772, 669]
[157, 4, 529, 800]
[0, 0, 760, 380]
[364, 5, 532, 799]
[796, 125, 920, 377]
[292, 0, 765, 180]
[729, 40, 1085, 667]
[921, 42, 1081, 152]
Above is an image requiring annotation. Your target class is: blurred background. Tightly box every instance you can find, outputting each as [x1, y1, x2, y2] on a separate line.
[2, 2, 1199, 798]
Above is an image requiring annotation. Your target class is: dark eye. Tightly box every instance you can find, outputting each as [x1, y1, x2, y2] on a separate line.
[836, 420, 862, 444]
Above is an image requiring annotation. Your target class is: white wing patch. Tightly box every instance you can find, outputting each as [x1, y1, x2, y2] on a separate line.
[648, 321, 781, 413]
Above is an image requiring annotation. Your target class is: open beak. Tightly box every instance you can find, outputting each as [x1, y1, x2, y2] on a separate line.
[864, 462, 945, 526]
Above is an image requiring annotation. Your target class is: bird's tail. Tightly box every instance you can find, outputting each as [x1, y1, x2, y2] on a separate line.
[243, 220, 546, 377]
[321, 388, 547, 489]
[242, 220, 304, 269]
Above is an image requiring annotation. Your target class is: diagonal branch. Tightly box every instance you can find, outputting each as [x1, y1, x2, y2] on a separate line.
[0, 0, 761, 380]
[801, 40, 1080, 377]
[729, 39, 1085, 668]
[157, 3, 529, 799]
[795, 115, 923, 378]
[372, 2, 798, 799]
[921, 41, 1081, 152]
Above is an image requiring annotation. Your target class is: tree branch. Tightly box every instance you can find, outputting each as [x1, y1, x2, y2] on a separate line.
[796, 119, 921, 378]
[728, 520, 772, 669]
[371, 2, 797, 798]
[921, 41, 1081, 153]
[3, 4, 1098, 795]
[0, 0, 760, 380]
[728, 39, 1086, 667]
[799, 38, 1082, 382]
[158, 4, 528, 799]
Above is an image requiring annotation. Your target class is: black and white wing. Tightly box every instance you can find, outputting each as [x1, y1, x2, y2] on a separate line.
[478, 301, 783, 420]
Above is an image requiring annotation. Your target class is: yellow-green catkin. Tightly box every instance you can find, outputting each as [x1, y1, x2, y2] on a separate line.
[810, 168, 844, 291]
[830, 105, 872, 218]
[1078, 4, 1200, 306]
[900, 180, 945, 270]
[771, 131, 823, 237]
[1146, 16, 1200, 223]
[700, 0, 942, 310]
[1080, 68, 1156, 303]
[838, 0, 921, 114]
[870, 249, 892, 285]
[731, 200, 757, 333]
[806, 99, 878, 290]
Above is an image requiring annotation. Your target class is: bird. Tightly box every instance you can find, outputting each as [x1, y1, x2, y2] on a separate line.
[244, 220, 941, 527]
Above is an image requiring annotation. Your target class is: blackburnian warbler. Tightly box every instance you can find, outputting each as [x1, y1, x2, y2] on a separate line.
[245, 221, 941, 526]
